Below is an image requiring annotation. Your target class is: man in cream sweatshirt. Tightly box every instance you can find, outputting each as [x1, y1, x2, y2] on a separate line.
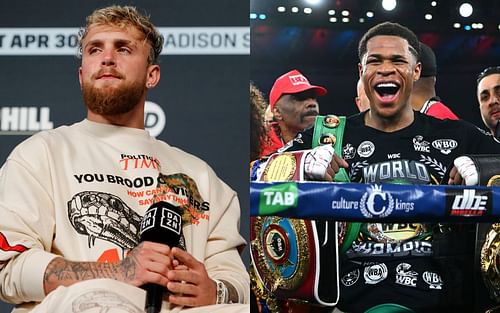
[0, 5, 249, 313]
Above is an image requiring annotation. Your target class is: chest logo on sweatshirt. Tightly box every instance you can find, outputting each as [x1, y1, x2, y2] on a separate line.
[67, 191, 188, 253]
[68, 191, 142, 251]
[155, 173, 210, 226]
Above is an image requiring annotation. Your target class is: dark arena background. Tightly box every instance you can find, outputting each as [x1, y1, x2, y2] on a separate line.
[251, 0, 499, 128]
[0, 1, 248, 311]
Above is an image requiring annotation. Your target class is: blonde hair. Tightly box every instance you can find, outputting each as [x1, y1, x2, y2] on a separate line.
[78, 5, 164, 64]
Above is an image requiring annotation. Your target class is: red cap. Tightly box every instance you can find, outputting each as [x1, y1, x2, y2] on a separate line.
[269, 69, 327, 110]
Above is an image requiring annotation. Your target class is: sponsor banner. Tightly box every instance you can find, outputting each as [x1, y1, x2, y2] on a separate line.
[0, 27, 250, 55]
[250, 181, 500, 221]
[0, 107, 53, 135]
[0, 102, 165, 136]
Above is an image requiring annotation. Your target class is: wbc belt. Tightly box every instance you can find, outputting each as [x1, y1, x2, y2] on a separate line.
[312, 115, 361, 252]
[311, 114, 349, 182]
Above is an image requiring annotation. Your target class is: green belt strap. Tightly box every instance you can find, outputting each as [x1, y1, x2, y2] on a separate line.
[364, 303, 415, 313]
[312, 115, 359, 252]
[311, 114, 350, 183]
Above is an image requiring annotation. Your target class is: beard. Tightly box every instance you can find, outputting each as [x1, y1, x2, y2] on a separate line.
[82, 78, 145, 116]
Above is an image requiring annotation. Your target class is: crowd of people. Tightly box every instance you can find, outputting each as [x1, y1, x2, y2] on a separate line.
[251, 21, 500, 313]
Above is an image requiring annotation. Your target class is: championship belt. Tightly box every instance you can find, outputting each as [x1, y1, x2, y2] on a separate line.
[250, 216, 339, 305]
[311, 115, 349, 183]
[257, 151, 306, 182]
[312, 115, 360, 253]
[465, 154, 500, 186]
[481, 223, 500, 303]
[251, 149, 340, 306]
[478, 166, 500, 307]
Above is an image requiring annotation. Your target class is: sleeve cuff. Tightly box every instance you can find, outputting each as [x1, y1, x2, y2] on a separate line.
[19, 249, 58, 301]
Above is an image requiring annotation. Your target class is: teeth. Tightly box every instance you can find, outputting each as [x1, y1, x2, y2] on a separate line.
[376, 82, 398, 88]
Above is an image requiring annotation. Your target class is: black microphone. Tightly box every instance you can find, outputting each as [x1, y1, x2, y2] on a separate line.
[139, 201, 182, 313]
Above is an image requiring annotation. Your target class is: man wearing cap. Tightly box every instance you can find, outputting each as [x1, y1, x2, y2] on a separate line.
[260, 69, 327, 157]
[476, 66, 500, 138]
[409, 42, 458, 120]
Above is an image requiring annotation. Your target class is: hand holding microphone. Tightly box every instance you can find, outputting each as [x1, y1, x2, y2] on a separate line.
[138, 201, 183, 313]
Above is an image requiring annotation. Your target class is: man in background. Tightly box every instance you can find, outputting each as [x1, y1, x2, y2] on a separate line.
[409, 42, 458, 120]
[476, 66, 500, 138]
[260, 69, 327, 157]
[355, 78, 370, 112]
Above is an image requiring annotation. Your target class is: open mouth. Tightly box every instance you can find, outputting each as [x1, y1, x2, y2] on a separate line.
[374, 82, 400, 103]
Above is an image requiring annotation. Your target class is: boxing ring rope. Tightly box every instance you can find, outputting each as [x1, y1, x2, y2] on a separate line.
[250, 181, 500, 222]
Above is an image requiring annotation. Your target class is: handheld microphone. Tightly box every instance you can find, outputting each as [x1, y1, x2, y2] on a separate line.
[139, 201, 182, 313]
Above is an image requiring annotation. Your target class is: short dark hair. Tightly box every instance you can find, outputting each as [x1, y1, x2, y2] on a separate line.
[477, 66, 500, 85]
[358, 22, 420, 61]
[419, 42, 437, 77]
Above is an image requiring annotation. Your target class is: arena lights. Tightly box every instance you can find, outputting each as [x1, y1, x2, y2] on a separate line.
[471, 23, 483, 29]
[459, 2, 473, 18]
[250, 12, 267, 20]
[381, 0, 397, 11]
[305, 0, 321, 5]
[252, 1, 496, 33]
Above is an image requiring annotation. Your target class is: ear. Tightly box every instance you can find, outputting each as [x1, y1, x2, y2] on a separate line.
[413, 62, 422, 81]
[146, 64, 161, 88]
[78, 67, 83, 90]
[358, 63, 364, 78]
[273, 105, 283, 121]
[355, 97, 362, 111]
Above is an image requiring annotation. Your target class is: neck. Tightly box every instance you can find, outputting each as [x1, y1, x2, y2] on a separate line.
[87, 103, 145, 129]
[410, 79, 436, 111]
[276, 123, 298, 144]
[365, 105, 414, 132]
[409, 93, 428, 111]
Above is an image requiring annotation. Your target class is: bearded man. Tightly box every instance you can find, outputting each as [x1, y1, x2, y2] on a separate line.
[0, 5, 248, 313]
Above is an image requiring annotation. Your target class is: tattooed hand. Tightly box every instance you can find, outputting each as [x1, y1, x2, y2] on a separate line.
[43, 242, 174, 295]
[118, 241, 174, 287]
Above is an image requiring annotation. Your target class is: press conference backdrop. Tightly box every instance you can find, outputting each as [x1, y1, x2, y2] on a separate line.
[0, 1, 248, 310]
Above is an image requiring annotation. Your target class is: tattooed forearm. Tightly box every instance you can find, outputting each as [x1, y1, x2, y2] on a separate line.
[43, 256, 137, 295]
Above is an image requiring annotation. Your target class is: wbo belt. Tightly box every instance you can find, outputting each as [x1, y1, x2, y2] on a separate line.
[311, 114, 350, 183]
